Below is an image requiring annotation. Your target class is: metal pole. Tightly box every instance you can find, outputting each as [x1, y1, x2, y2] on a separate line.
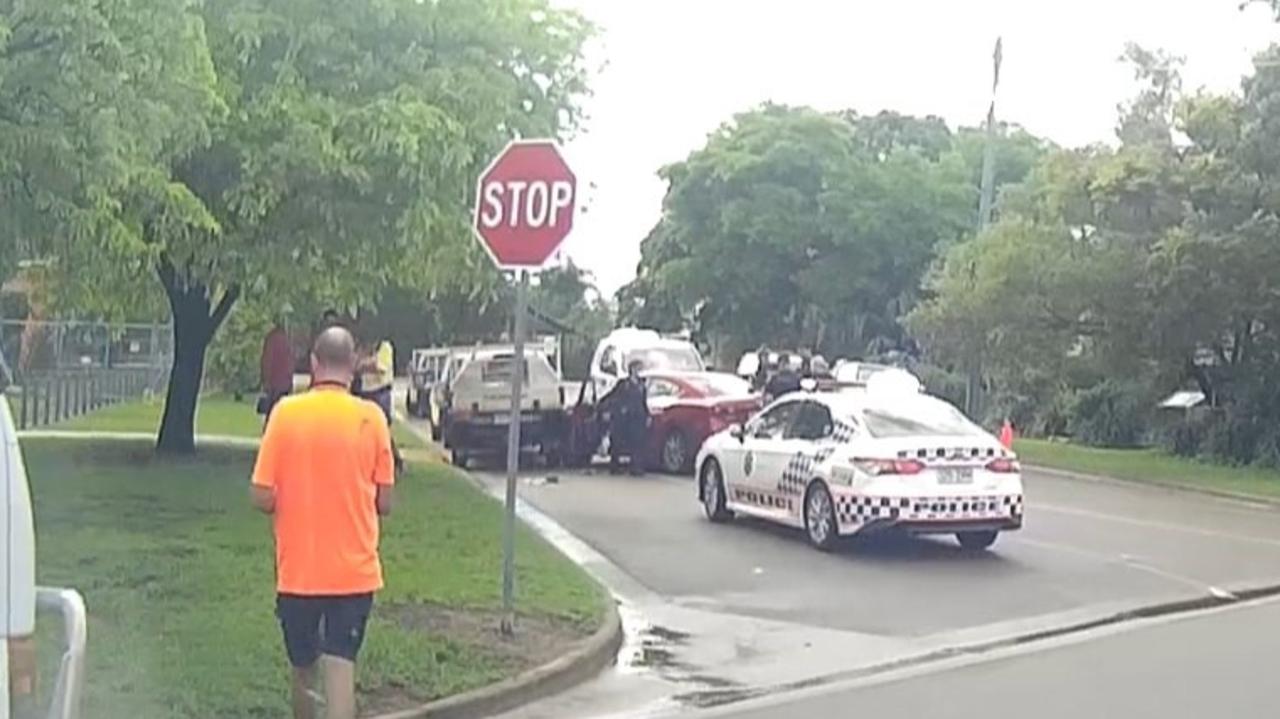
[501, 271, 530, 636]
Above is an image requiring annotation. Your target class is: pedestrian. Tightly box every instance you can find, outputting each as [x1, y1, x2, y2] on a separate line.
[600, 359, 649, 475]
[258, 318, 294, 421]
[753, 344, 772, 392]
[251, 326, 395, 719]
[357, 333, 404, 473]
[765, 353, 802, 401]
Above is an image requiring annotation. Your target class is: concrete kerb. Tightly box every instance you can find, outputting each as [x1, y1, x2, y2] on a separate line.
[22, 425, 625, 719]
[369, 607, 623, 719]
[1026, 463, 1280, 510]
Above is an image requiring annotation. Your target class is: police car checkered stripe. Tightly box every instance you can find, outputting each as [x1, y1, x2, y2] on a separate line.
[835, 494, 1024, 528]
[779, 452, 812, 496]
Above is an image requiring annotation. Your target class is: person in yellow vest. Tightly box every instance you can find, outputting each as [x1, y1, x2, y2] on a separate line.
[357, 334, 403, 472]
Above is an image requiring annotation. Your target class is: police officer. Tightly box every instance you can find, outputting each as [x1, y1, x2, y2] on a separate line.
[600, 359, 649, 475]
[765, 353, 802, 401]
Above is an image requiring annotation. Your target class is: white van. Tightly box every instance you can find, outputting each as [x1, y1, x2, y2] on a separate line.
[590, 329, 706, 397]
[1, 351, 86, 719]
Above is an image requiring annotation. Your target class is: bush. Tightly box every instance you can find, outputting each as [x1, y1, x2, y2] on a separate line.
[206, 303, 276, 399]
[914, 363, 966, 409]
[1066, 380, 1148, 448]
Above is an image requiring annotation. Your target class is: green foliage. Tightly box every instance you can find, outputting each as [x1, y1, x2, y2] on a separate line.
[205, 303, 276, 397]
[913, 43, 1280, 468]
[1066, 380, 1149, 448]
[530, 262, 614, 379]
[1, 0, 594, 449]
[621, 105, 985, 361]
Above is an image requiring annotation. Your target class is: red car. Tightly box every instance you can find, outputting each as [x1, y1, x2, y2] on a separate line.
[567, 371, 762, 474]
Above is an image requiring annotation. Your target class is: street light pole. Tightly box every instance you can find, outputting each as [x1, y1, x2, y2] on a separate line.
[968, 36, 1002, 418]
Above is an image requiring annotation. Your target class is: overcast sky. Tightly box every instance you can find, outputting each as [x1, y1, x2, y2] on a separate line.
[551, 0, 1278, 294]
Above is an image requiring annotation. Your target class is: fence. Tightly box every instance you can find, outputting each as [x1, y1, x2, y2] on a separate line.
[1, 319, 172, 429]
[7, 368, 154, 430]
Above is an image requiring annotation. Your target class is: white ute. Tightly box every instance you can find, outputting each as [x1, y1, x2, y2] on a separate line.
[695, 371, 1023, 551]
[1, 350, 87, 719]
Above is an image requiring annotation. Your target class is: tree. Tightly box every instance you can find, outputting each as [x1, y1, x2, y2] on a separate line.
[620, 104, 977, 364]
[529, 261, 613, 378]
[9, 0, 593, 452]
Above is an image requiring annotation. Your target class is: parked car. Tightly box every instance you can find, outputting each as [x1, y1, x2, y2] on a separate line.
[695, 374, 1023, 551]
[1, 349, 87, 719]
[441, 348, 568, 468]
[567, 370, 762, 474]
[589, 328, 705, 398]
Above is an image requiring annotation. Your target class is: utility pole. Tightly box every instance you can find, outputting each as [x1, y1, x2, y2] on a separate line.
[967, 36, 1002, 418]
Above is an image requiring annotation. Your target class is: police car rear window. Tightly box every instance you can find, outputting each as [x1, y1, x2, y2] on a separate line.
[861, 399, 982, 438]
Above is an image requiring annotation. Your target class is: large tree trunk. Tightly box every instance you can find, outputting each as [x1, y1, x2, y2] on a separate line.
[155, 257, 239, 455]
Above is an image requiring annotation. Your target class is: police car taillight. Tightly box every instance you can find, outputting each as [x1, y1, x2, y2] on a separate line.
[855, 458, 925, 476]
[985, 458, 1020, 473]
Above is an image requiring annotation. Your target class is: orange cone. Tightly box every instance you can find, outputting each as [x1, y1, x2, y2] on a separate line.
[999, 419, 1015, 449]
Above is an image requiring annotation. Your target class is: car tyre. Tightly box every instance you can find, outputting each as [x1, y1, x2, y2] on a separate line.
[700, 459, 733, 523]
[660, 430, 693, 475]
[956, 530, 999, 551]
[451, 451, 468, 469]
[804, 482, 839, 551]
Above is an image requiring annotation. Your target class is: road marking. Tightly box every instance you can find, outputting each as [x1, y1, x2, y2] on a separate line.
[1016, 537, 1235, 599]
[1034, 502, 1280, 548]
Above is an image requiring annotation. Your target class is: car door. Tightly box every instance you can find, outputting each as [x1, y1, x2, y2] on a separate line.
[728, 400, 802, 511]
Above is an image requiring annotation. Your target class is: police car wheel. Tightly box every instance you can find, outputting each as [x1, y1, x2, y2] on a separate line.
[660, 430, 691, 475]
[804, 483, 838, 551]
[956, 530, 999, 551]
[700, 459, 732, 522]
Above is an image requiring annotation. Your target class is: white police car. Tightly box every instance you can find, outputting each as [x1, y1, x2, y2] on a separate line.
[694, 372, 1023, 551]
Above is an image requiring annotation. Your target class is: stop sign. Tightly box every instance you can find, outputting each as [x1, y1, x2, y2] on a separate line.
[473, 139, 578, 271]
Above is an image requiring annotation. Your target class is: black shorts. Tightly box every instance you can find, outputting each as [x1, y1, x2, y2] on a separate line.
[276, 593, 374, 667]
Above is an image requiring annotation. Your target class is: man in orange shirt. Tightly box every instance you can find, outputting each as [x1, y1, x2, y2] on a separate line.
[252, 326, 395, 719]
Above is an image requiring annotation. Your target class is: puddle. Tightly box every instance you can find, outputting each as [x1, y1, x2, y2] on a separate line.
[617, 610, 740, 691]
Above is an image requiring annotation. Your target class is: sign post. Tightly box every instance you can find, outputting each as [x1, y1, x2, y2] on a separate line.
[472, 140, 578, 635]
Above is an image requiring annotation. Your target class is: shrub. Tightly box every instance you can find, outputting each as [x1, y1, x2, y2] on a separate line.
[1066, 380, 1148, 448]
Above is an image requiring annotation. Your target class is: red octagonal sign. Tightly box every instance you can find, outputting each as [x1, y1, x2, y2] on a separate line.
[473, 139, 578, 272]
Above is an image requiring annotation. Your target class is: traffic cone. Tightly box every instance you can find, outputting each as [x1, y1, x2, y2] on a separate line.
[999, 419, 1015, 449]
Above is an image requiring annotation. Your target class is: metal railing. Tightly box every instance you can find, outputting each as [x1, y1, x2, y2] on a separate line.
[36, 588, 87, 719]
[8, 368, 153, 430]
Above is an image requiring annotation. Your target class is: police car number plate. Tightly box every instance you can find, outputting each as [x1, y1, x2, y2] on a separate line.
[937, 467, 974, 485]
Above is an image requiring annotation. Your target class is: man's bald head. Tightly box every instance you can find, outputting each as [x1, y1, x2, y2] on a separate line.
[312, 326, 356, 381]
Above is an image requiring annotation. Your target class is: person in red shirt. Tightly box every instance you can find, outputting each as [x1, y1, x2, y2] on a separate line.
[260, 320, 295, 419]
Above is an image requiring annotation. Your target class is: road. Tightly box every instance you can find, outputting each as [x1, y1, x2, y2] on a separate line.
[722, 596, 1280, 719]
[397, 403, 1280, 718]
[462, 458, 1280, 718]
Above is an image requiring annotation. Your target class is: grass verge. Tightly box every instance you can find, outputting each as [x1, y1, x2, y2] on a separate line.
[55, 393, 429, 450]
[1016, 438, 1280, 500]
[25, 438, 606, 718]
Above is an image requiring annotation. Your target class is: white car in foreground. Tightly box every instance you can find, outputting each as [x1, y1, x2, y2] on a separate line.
[695, 376, 1023, 551]
[2, 351, 87, 719]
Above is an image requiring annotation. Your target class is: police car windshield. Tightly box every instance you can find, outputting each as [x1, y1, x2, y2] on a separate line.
[860, 397, 984, 438]
[627, 347, 703, 373]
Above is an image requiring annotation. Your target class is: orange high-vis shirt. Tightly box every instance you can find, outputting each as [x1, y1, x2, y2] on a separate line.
[252, 383, 394, 595]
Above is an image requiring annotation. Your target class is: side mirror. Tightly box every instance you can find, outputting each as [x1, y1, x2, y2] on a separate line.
[729, 424, 745, 443]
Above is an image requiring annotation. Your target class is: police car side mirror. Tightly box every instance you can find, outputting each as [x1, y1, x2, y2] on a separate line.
[729, 424, 745, 443]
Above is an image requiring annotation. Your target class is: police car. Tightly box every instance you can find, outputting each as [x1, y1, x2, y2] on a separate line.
[694, 370, 1023, 551]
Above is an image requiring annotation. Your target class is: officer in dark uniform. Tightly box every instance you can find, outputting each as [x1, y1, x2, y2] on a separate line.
[765, 353, 802, 401]
[600, 359, 649, 475]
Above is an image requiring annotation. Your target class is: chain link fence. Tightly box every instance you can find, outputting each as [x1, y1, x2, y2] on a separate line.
[1, 320, 172, 430]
